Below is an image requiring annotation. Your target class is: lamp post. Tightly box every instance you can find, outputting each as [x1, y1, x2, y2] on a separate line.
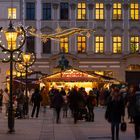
[19, 52, 36, 117]
[0, 20, 26, 133]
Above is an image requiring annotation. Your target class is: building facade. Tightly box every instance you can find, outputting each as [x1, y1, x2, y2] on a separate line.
[0, 0, 140, 88]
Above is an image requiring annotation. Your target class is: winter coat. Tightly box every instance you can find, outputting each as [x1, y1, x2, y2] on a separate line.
[105, 97, 125, 123]
[31, 91, 42, 105]
[52, 91, 64, 109]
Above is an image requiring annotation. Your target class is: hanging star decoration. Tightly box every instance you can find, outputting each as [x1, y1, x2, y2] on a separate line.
[26, 26, 95, 43]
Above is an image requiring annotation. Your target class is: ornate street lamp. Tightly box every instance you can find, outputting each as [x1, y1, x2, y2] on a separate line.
[18, 52, 36, 117]
[0, 20, 26, 133]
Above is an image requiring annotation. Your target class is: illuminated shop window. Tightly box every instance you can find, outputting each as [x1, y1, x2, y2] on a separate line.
[95, 3, 104, 20]
[127, 64, 140, 71]
[60, 37, 69, 53]
[130, 3, 139, 20]
[130, 36, 139, 53]
[113, 36, 122, 53]
[77, 2, 86, 19]
[113, 3, 122, 19]
[8, 8, 16, 19]
[95, 36, 104, 53]
[77, 36, 86, 53]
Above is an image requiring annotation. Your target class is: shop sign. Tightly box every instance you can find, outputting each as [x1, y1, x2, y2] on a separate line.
[62, 71, 88, 78]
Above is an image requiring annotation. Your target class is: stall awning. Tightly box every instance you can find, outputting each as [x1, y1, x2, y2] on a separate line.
[40, 68, 103, 83]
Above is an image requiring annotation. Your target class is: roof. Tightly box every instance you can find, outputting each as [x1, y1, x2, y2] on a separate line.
[40, 68, 103, 83]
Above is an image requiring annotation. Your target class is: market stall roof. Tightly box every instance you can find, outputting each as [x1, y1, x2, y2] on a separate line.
[40, 68, 103, 84]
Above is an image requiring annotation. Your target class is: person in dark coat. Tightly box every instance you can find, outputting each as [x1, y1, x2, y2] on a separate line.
[129, 87, 140, 140]
[105, 88, 125, 140]
[68, 86, 80, 124]
[86, 90, 96, 122]
[52, 89, 64, 123]
[31, 87, 42, 118]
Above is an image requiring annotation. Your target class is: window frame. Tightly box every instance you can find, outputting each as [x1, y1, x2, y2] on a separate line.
[60, 2, 69, 20]
[95, 36, 104, 53]
[130, 36, 139, 53]
[112, 36, 122, 53]
[77, 36, 87, 53]
[112, 3, 122, 20]
[42, 39, 51, 54]
[60, 37, 69, 53]
[42, 3, 51, 20]
[130, 3, 139, 20]
[77, 2, 86, 20]
[26, 2, 35, 20]
[8, 8, 17, 19]
[26, 36, 35, 53]
[95, 3, 104, 20]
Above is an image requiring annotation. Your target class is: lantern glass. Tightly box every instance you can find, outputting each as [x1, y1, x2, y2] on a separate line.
[5, 31, 18, 50]
[22, 53, 31, 63]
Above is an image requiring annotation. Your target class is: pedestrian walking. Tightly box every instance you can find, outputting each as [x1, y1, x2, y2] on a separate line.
[86, 90, 96, 122]
[129, 87, 140, 140]
[126, 86, 135, 123]
[105, 88, 125, 140]
[16, 89, 26, 119]
[2, 88, 9, 117]
[31, 87, 42, 118]
[52, 89, 64, 123]
[40, 86, 50, 113]
[68, 86, 80, 124]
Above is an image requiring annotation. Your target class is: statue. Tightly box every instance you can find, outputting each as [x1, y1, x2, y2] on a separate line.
[58, 55, 69, 70]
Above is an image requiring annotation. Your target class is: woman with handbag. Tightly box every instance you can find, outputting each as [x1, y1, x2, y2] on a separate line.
[105, 88, 125, 140]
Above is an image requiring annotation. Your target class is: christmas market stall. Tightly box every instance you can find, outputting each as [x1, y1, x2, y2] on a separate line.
[39, 68, 117, 93]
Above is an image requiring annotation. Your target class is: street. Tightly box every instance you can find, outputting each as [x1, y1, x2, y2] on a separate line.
[0, 106, 136, 140]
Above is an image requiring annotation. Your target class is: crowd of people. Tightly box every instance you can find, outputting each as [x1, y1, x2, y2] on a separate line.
[0, 84, 140, 140]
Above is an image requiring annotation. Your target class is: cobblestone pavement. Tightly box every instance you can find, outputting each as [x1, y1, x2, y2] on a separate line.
[0, 106, 136, 140]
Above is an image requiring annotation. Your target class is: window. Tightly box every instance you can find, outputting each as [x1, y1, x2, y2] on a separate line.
[130, 36, 139, 53]
[42, 39, 51, 54]
[77, 36, 86, 53]
[113, 36, 122, 53]
[26, 36, 35, 53]
[77, 2, 86, 20]
[42, 3, 51, 20]
[130, 3, 139, 20]
[113, 3, 122, 19]
[95, 36, 104, 53]
[95, 3, 104, 20]
[26, 2, 35, 20]
[8, 8, 16, 19]
[60, 3, 69, 20]
[60, 37, 69, 53]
